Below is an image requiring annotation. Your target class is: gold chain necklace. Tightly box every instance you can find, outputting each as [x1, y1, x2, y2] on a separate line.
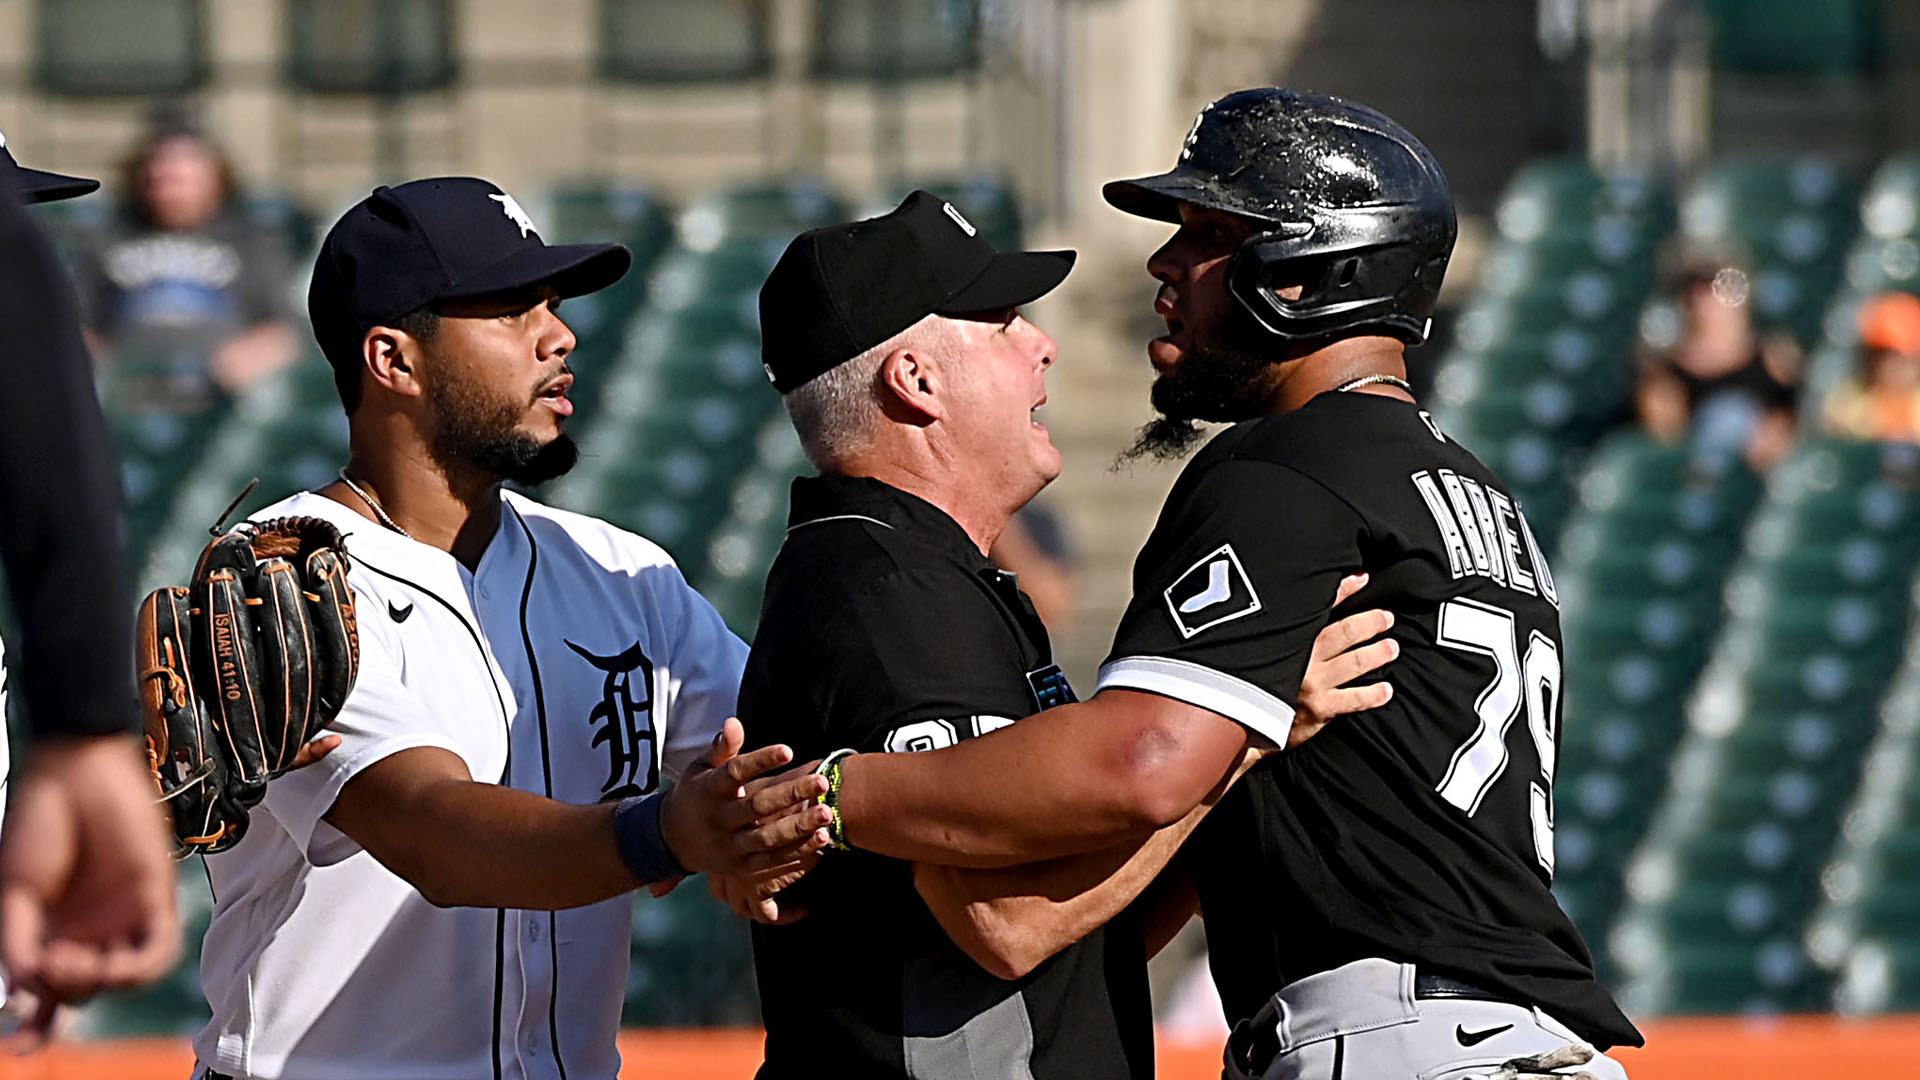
[336, 467, 414, 540]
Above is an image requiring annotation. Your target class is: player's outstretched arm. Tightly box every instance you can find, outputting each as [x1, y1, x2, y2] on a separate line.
[325, 722, 830, 910]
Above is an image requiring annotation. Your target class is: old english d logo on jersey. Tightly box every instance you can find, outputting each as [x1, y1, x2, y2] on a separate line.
[565, 638, 657, 799]
[1163, 543, 1262, 639]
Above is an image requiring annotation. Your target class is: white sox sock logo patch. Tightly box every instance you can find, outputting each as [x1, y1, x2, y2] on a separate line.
[566, 639, 656, 798]
[1163, 543, 1262, 638]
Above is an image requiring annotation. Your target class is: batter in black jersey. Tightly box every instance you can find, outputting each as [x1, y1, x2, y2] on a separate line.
[1095, 89, 1639, 1077]
[1106, 392, 1634, 1045]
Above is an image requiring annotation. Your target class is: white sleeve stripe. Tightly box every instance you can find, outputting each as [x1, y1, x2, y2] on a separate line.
[1095, 655, 1296, 748]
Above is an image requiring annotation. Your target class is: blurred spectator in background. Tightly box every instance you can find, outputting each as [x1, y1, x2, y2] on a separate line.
[1636, 262, 1801, 470]
[75, 113, 297, 412]
[1825, 290, 1920, 445]
[989, 501, 1080, 636]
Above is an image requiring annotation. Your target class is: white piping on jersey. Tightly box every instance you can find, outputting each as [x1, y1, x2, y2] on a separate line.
[787, 514, 894, 533]
[1096, 654, 1296, 750]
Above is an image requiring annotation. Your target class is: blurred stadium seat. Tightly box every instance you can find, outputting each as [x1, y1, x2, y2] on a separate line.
[1553, 432, 1764, 980]
[1434, 158, 1672, 549]
[1611, 441, 1920, 1016]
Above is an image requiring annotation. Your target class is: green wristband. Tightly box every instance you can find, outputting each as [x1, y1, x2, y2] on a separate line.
[814, 748, 858, 852]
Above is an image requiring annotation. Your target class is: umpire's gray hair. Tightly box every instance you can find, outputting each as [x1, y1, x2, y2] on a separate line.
[782, 317, 945, 469]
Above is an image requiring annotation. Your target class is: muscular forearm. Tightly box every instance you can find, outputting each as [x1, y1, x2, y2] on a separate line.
[914, 801, 1209, 980]
[836, 690, 1246, 867]
[337, 777, 637, 910]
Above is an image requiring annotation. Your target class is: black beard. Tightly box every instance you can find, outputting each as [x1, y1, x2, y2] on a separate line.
[427, 371, 579, 487]
[1118, 332, 1275, 465]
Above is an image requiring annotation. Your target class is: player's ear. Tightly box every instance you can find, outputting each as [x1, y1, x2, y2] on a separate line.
[877, 343, 944, 424]
[362, 325, 425, 400]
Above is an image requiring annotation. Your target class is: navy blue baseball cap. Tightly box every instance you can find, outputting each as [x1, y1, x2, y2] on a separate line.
[0, 125, 99, 203]
[309, 176, 631, 364]
[758, 190, 1075, 393]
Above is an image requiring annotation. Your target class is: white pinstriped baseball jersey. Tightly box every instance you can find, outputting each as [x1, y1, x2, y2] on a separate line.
[194, 490, 746, 1080]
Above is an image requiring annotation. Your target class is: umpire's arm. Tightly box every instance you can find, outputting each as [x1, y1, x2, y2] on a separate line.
[912, 784, 1219, 979]
[831, 571, 1393, 870]
[901, 581, 1392, 975]
[836, 689, 1244, 870]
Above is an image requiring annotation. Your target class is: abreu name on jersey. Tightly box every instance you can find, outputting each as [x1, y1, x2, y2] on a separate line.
[1410, 463, 1557, 606]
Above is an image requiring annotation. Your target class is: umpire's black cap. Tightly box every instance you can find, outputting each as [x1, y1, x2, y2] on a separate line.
[0, 125, 99, 203]
[309, 176, 631, 368]
[758, 190, 1074, 394]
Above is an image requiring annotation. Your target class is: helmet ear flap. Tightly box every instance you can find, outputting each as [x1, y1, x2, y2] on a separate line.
[1224, 237, 1341, 341]
[1226, 233, 1438, 346]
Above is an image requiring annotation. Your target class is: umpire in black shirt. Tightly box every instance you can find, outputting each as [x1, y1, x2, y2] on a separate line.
[742, 192, 1160, 1079]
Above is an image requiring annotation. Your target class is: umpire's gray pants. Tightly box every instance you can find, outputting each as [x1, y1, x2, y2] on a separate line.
[1223, 959, 1629, 1080]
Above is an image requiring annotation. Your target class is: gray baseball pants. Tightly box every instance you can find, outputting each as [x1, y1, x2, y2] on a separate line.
[1223, 958, 1630, 1080]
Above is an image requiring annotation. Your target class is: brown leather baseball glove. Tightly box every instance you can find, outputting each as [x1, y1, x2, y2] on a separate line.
[138, 516, 360, 856]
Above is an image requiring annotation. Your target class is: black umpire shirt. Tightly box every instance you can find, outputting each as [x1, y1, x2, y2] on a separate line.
[741, 474, 1152, 1080]
[1098, 391, 1643, 1050]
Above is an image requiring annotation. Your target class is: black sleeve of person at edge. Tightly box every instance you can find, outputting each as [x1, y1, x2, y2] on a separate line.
[0, 193, 137, 738]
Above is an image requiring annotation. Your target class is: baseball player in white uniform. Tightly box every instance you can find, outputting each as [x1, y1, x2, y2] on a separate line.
[190, 178, 831, 1080]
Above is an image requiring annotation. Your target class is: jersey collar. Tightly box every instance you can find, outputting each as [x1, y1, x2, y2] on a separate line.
[786, 473, 988, 563]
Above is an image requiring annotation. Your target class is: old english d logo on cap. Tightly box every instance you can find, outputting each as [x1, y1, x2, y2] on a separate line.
[491, 191, 538, 238]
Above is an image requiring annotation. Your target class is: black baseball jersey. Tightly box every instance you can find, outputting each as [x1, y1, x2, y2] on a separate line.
[742, 474, 1152, 1080]
[1099, 391, 1642, 1050]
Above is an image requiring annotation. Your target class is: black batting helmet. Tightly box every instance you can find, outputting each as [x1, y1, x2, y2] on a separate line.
[1104, 88, 1456, 347]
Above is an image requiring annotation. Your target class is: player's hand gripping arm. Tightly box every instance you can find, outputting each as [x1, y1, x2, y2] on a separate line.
[821, 576, 1395, 868]
[906, 577, 1395, 975]
[326, 719, 831, 910]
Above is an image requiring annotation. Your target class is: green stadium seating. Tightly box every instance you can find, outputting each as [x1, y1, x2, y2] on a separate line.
[1553, 435, 1762, 974]
[1610, 441, 1920, 1016]
[1434, 160, 1673, 551]
[1700, 0, 1882, 78]
[691, 418, 810, 636]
